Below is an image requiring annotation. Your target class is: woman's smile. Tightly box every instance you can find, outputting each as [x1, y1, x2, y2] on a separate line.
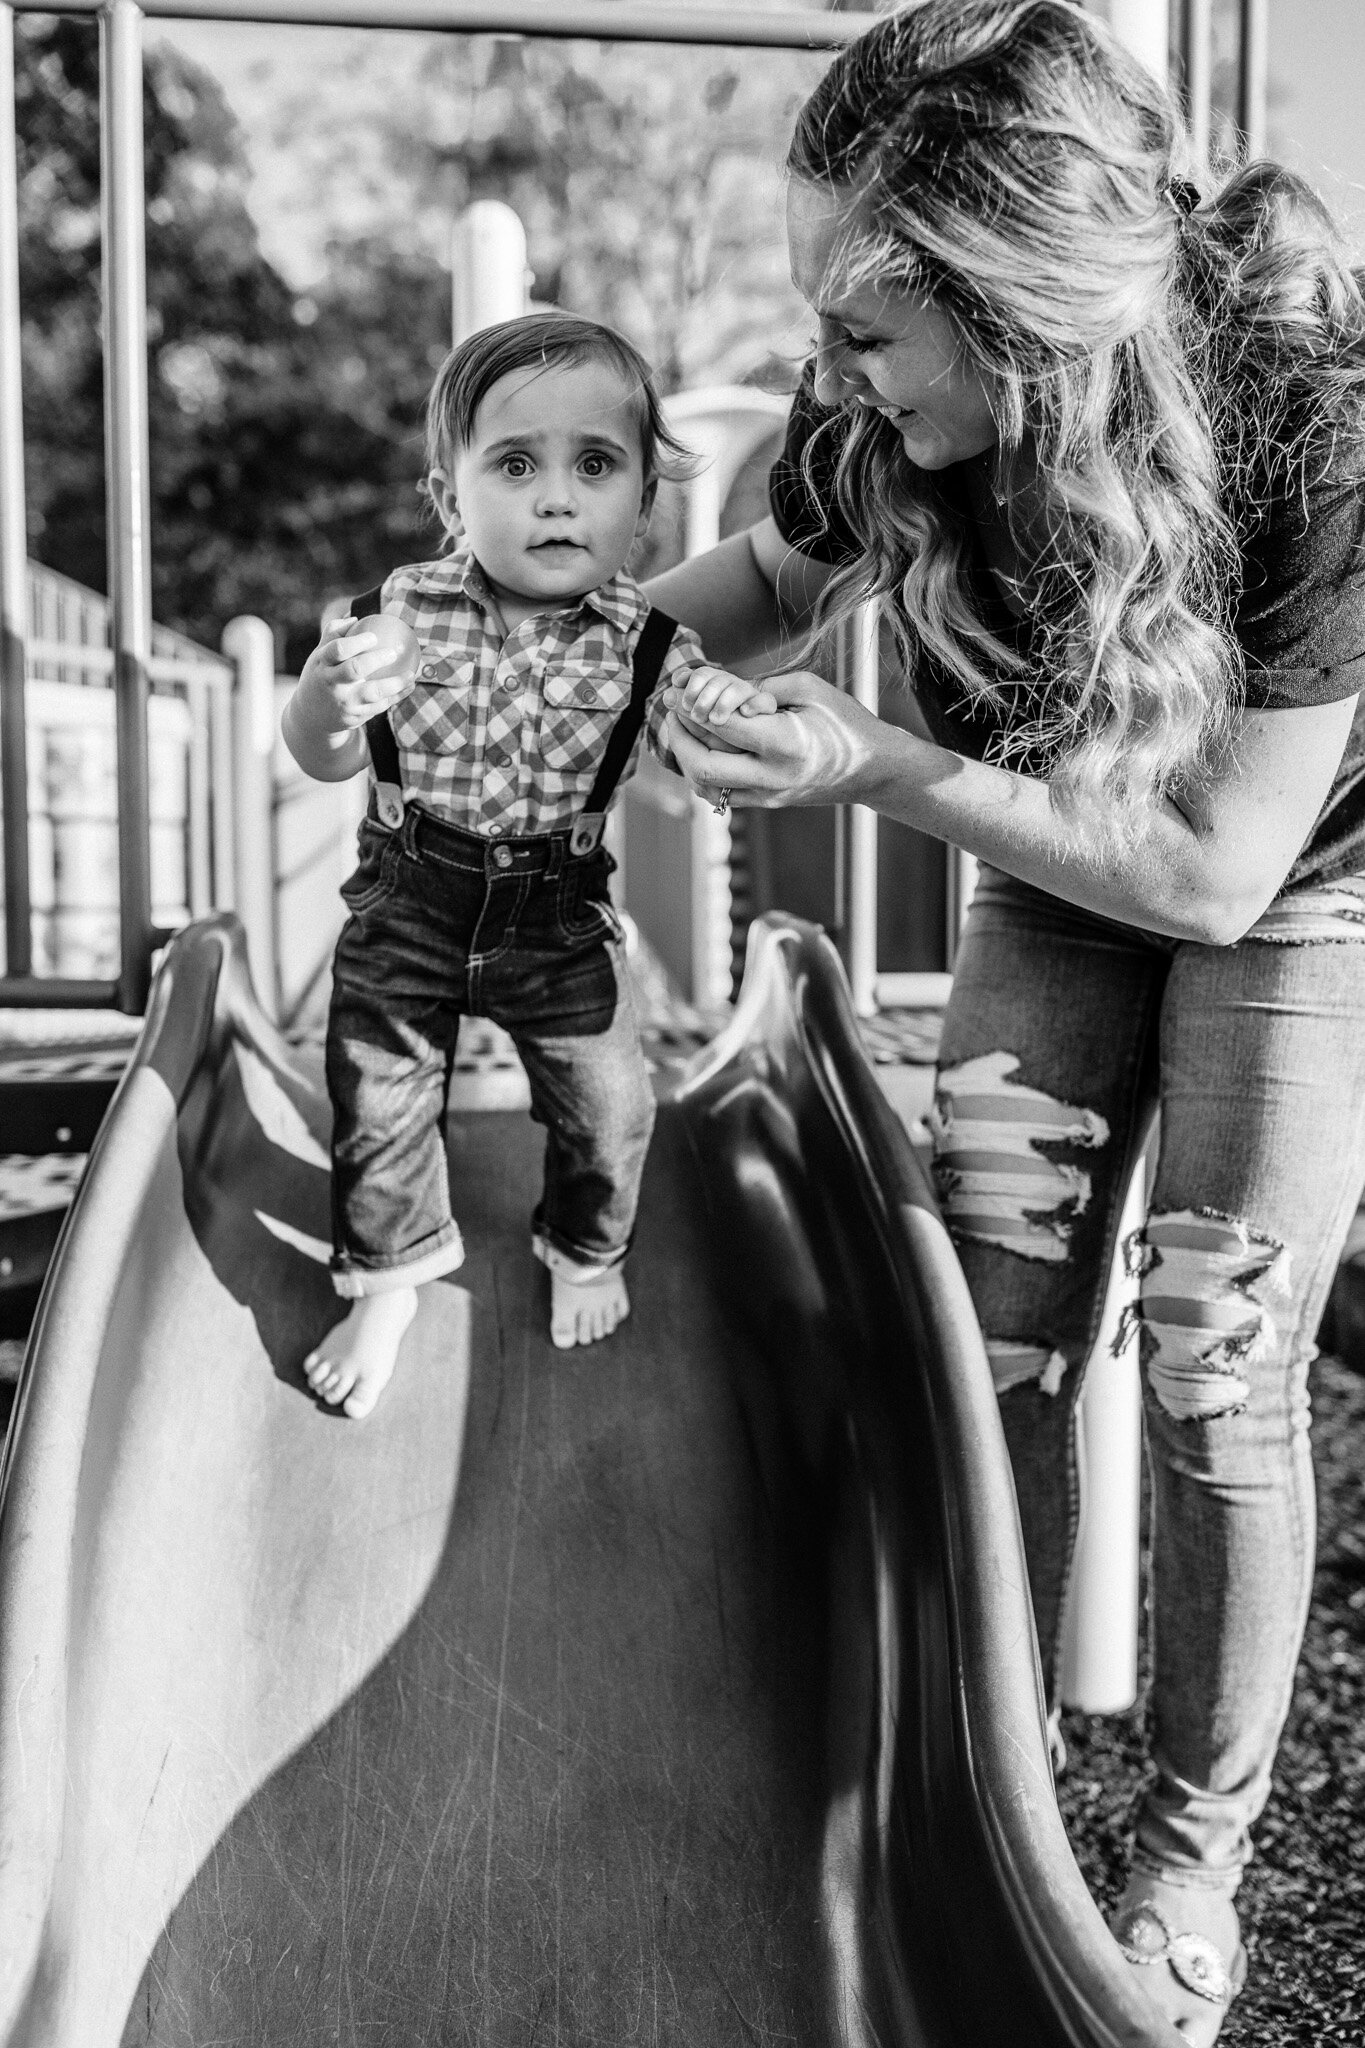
[786, 179, 998, 470]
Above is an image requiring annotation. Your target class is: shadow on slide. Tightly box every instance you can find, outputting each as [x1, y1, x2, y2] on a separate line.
[0, 912, 1173, 2047]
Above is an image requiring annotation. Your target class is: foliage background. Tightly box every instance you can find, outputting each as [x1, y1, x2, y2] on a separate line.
[17, 13, 824, 670]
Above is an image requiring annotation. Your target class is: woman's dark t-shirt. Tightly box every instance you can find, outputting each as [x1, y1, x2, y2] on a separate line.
[768, 369, 1365, 891]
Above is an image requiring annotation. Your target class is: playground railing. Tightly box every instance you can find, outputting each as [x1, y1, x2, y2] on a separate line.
[0, 0, 880, 1017]
[12, 560, 234, 987]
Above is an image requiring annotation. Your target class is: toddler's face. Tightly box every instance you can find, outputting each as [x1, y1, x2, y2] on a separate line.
[437, 358, 653, 609]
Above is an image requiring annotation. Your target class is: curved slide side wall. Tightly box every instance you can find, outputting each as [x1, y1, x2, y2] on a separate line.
[678, 914, 1175, 2046]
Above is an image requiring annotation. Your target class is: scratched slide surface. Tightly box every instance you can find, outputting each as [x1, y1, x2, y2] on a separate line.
[127, 1109, 828, 2045]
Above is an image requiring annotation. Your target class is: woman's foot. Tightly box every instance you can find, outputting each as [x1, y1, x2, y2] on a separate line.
[1111, 1877, 1246, 2046]
[304, 1288, 417, 1418]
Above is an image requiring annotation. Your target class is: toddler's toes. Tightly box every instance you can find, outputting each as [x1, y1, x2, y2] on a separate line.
[548, 1266, 630, 1349]
[591, 1297, 623, 1343]
[303, 1292, 415, 1414]
[304, 1349, 342, 1397]
[308, 1354, 356, 1405]
[550, 1300, 578, 1350]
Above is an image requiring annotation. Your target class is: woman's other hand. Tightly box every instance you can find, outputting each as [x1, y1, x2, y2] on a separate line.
[660, 668, 883, 810]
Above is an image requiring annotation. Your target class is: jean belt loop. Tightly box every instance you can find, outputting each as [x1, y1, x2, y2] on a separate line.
[545, 832, 565, 883]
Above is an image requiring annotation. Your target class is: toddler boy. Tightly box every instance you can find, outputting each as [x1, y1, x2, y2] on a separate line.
[282, 313, 770, 1416]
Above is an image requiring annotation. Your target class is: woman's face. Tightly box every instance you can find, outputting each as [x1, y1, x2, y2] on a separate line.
[786, 179, 998, 472]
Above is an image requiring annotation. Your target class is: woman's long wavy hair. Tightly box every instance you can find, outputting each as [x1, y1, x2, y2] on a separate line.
[788, 0, 1365, 824]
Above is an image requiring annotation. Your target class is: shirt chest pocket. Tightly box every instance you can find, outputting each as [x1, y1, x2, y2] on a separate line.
[390, 653, 478, 757]
[538, 668, 632, 774]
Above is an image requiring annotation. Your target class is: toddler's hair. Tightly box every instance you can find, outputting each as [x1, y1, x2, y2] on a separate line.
[425, 313, 696, 488]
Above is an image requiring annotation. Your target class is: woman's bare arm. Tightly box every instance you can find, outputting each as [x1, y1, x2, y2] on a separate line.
[642, 516, 837, 668]
[662, 672, 1358, 945]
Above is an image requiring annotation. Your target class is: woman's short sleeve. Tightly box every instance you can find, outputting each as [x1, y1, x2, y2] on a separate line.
[1237, 478, 1365, 708]
[767, 362, 863, 567]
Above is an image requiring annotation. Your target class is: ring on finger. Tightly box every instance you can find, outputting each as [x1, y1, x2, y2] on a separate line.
[712, 786, 731, 817]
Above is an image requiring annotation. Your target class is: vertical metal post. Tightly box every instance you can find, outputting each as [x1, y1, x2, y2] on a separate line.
[1237, 0, 1268, 158]
[1059, 1147, 1149, 1714]
[451, 200, 528, 346]
[223, 614, 278, 1017]
[185, 674, 211, 916]
[846, 602, 879, 1017]
[100, 0, 154, 1012]
[209, 671, 235, 910]
[0, 4, 31, 979]
[944, 849, 979, 973]
[1108, 0, 1169, 80]
[1183, 0, 1213, 168]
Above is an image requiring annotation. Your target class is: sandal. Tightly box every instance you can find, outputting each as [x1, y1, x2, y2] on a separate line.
[1112, 1896, 1248, 2046]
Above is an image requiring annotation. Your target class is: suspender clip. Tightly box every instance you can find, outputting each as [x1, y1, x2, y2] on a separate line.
[570, 812, 606, 857]
[374, 782, 405, 830]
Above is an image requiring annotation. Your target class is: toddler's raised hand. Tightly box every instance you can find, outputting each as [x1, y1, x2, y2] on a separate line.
[300, 615, 420, 731]
[667, 667, 779, 751]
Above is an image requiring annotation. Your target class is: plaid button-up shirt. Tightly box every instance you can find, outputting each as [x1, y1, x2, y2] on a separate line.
[373, 548, 715, 836]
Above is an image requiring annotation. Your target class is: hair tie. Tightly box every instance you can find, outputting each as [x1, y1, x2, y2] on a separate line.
[1165, 176, 1201, 220]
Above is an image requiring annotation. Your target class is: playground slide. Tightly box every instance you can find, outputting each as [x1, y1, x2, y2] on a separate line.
[0, 912, 1173, 2047]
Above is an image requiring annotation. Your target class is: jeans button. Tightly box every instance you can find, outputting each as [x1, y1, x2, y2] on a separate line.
[493, 845, 514, 869]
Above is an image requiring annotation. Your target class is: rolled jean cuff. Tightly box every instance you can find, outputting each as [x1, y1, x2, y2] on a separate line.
[531, 1226, 628, 1283]
[1129, 1842, 1247, 1897]
[332, 1222, 465, 1299]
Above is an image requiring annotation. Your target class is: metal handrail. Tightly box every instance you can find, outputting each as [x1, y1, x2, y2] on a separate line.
[4, 1, 878, 45]
[24, 641, 232, 690]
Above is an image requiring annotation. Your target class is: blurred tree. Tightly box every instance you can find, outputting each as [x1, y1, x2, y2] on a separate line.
[252, 27, 822, 393]
[17, 15, 820, 666]
[17, 16, 444, 668]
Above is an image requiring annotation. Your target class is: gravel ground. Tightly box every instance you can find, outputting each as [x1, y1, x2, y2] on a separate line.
[1057, 1353, 1365, 2046]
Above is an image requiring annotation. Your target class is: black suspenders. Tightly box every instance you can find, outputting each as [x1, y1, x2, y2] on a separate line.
[349, 583, 677, 856]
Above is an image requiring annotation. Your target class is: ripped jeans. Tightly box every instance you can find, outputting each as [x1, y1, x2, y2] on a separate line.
[933, 867, 1365, 1893]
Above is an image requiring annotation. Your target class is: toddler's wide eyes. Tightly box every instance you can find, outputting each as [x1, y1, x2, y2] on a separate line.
[501, 454, 533, 478]
[579, 452, 614, 478]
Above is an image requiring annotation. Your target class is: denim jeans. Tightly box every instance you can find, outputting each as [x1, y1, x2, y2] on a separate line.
[932, 867, 1365, 1893]
[325, 807, 656, 1297]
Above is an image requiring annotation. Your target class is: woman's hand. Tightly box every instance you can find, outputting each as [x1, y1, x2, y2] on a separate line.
[660, 668, 885, 809]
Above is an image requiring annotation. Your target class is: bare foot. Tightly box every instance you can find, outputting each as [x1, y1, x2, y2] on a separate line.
[304, 1288, 417, 1418]
[1111, 1878, 1245, 2046]
[533, 1238, 630, 1349]
[549, 1266, 630, 1349]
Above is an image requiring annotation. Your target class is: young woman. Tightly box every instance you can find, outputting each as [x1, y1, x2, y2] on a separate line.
[649, 4, 1365, 2040]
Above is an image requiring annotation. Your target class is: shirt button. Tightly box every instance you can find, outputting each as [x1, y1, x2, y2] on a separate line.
[493, 845, 513, 869]
[579, 685, 597, 705]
